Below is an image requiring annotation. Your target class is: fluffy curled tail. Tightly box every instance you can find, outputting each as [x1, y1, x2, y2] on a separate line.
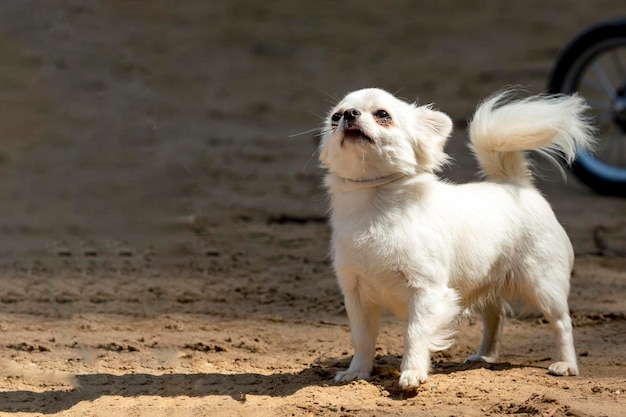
[469, 90, 596, 185]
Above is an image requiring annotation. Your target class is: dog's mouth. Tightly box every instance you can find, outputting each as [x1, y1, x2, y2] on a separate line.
[341, 125, 374, 145]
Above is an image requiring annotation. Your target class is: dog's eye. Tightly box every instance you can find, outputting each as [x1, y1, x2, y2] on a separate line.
[331, 113, 342, 123]
[374, 110, 391, 120]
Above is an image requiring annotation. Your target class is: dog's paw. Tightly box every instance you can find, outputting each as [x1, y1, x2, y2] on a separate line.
[334, 370, 370, 383]
[398, 369, 428, 389]
[464, 354, 497, 364]
[548, 361, 579, 376]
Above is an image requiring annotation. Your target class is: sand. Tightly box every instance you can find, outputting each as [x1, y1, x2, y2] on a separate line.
[0, 1, 625, 416]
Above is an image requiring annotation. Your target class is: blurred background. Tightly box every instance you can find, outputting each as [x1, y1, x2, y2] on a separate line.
[0, 0, 624, 267]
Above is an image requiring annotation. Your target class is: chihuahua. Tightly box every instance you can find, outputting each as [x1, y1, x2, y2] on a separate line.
[319, 88, 593, 388]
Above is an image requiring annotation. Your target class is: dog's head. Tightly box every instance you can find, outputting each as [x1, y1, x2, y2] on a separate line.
[319, 88, 453, 181]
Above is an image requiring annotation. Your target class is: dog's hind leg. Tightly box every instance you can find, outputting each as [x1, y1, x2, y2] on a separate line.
[335, 288, 380, 383]
[525, 268, 579, 376]
[465, 300, 506, 364]
[535, 295, 579, 376]
[544, 308, 578, 376]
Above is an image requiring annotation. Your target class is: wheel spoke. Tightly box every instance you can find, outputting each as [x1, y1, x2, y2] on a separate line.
[610, 47, 626, 80]
[580, 76, 611, 96]
[597, 125, 626, 167]
[592, 62, 618, 99]
[585, 98, 613, 110]
[598, 136, 614, 162]
[593, 109, 615, 124]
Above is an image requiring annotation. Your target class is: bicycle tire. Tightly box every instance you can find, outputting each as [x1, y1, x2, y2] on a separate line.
[547, 17, 626, 197]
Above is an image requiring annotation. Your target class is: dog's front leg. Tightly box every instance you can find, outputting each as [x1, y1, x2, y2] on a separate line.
[399, 289, 433, 388]
[400, 286, 459, 389]
[335, 289, 380, 383]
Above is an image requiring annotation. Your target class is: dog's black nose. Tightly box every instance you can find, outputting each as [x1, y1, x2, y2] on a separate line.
[344, 108, 361, 121]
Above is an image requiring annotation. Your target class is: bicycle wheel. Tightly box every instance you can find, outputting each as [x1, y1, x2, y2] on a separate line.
[547, 17, 626, 197]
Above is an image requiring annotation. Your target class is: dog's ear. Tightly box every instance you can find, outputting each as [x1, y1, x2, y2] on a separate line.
[412, 106, 453, 172]
[418, 106, 453, 140]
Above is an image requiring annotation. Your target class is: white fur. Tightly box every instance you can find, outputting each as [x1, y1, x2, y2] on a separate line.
[320, 88, 592, 389]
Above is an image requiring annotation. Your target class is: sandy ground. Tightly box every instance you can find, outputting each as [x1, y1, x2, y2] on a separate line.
[0, 1, 625, 416]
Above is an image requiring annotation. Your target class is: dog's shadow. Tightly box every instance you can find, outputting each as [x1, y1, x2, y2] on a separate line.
[0, 356, 530, 413]
[0, 368, 330, 414]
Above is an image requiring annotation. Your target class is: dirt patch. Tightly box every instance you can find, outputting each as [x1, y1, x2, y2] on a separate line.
[0, 1, 625, 416]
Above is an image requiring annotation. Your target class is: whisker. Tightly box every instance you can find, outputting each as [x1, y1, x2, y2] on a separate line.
[316, 88, 340, 105]
[289, 127, 322, 138]
[302, 148, 320, 171]
[310, 111, 327, 122]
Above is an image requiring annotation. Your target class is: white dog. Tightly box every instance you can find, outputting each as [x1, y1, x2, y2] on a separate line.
[319, 88, 594, 389]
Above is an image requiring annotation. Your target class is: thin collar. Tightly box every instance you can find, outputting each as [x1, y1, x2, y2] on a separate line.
[342, 172, 408, 189]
